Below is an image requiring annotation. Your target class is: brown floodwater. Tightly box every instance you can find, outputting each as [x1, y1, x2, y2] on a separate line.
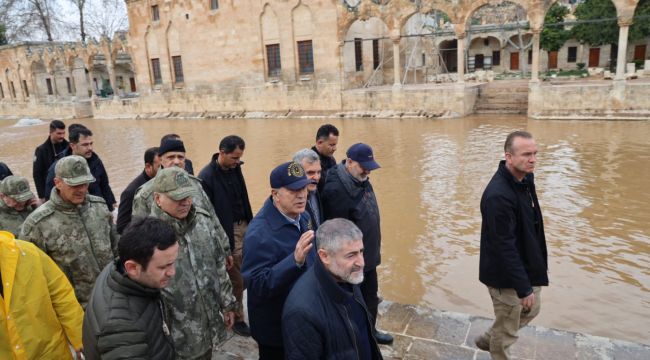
[1, 115, 649, 344]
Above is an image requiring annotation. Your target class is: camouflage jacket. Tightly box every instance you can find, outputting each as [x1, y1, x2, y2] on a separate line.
[132, 174, 231, 255]
[150, 203, 236, 359]
[0, 198, 34, 236]
[20, 189, 118, 306]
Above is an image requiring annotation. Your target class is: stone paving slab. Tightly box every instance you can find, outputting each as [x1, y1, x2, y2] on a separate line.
[215, 300, 650, 359]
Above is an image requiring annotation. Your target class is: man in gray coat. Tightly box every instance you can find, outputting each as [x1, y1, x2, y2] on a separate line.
[83, 217, 177, 360]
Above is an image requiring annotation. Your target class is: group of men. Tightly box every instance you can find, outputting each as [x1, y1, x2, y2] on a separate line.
[0, 120, 548, 360]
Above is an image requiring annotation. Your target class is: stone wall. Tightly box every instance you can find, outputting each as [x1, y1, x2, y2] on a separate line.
[528, 82, 650, 119]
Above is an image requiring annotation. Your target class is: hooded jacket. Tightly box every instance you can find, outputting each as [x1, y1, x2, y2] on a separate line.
[479, 160, 548, 298]
[83, 262, 175, 360]
[322, 162, 381, 270]
[0, 231, 83, 360]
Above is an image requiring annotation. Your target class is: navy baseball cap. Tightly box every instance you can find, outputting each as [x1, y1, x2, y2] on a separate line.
[270, 161, 312, 190]
[346, 143, 380, 170]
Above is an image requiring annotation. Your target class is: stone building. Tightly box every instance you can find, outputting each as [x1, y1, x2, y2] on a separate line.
[1, 0, 648, 119]
[0, 36, 134, 118]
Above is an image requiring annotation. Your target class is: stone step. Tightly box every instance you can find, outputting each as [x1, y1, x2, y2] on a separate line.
[476, 109, 527, 114]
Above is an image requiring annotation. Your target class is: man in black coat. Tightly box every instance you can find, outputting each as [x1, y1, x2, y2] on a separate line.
[32, 120, 68, 200]
[116, 147, 160, 234]
[475, 131, 548, 360]
[321, 143, 393, 345]
[311, 124, 338, 192]
[44, 126, 117, 211]
[83, 217, 177, 360]
[283, 219, 382, 360]
[293, 148, 324, 229]
[0, 162, 12, 181]
[198, 135, 253, 337]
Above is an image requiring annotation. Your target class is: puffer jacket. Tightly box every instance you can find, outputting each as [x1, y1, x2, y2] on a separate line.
[83, 262, 175, 360]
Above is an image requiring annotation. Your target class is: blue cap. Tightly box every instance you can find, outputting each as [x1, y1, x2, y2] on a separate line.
[270, 161, 312, 190]
[346, 143, 380, 170]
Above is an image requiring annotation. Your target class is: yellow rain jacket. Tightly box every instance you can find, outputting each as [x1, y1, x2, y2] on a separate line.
[0, 231, 83, 359]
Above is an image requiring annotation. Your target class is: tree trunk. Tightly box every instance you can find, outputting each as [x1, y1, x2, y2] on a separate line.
[79, 4, 86, 42]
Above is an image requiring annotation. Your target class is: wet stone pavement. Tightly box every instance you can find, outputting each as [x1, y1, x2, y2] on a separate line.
[215, 301, 650, 359]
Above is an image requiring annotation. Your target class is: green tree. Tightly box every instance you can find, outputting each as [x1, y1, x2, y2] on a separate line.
[0, 23, 7, 45]
[572, 0, 618, 46]
[541, 3, 570, 52]
[630, 0, 650, 42]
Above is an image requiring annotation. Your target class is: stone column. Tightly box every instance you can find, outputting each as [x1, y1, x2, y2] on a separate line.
[52, 73, 59, 98]
[107, 63, 118, 99]
[456, 34, 466, 83]
[391, 33, 401, 89]
[87, 68, 96, 99]
[531, 29, 541, 82]
[615, 21, 631, 81]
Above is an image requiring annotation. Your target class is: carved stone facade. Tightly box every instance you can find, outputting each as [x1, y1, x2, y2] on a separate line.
[0, 36, 134, 118]
[1, 0, 647, 119]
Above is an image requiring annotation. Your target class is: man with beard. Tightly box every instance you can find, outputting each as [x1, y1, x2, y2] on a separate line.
[293, 148, 323, 229]
[33, 120, 68, 201]
[44, 126, 116, 211]
[83, 217, 177, 359]
[311, 124, 338, 192]
[322, 143, 393, 345]
[199, 135, 253, 336]
[283, 218, 382, 360]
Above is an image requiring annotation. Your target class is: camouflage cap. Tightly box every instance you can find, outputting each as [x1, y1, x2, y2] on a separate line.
[0, 175, 34, 202]
[152, 167, 196, 201]
[55, 155, 96, 186]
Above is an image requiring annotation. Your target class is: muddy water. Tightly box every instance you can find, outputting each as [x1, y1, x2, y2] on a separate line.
[1, 115, 649, 344]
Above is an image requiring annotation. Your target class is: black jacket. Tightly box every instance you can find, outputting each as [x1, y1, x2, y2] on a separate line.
[306, 190, 324, 229]
[83, 262, 175, 360]
[322, 162, 381, 270]
[45, 151, 116, 210]
[116, 171, 152, 234]
[283, 258, 382, 360]
[479, 160, 548, 298]
[198, 154, 253, 249]
[312, 146, 336, 193]
[0, 162, 12, 181]
[32, 137, 69, 198]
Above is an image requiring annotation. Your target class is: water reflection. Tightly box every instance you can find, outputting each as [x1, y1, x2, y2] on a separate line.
[0, 115, 648, 344]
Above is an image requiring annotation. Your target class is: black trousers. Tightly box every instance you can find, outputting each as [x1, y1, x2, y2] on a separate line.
[360, 268, 379, 328]
[258, 343, 284, 360]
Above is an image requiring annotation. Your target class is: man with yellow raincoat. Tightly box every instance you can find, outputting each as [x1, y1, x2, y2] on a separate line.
[0, 230, 84, 359]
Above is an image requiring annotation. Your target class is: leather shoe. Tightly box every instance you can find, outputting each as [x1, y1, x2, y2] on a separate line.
[374, 330, 394, 345]
[233, 321, 251, 337]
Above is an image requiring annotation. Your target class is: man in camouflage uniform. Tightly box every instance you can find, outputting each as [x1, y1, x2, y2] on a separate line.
[132, 138, 232, 259]
[20, 155, 118, 307]
[148, 166, 236, 359]
[0, 176, 38, 236]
